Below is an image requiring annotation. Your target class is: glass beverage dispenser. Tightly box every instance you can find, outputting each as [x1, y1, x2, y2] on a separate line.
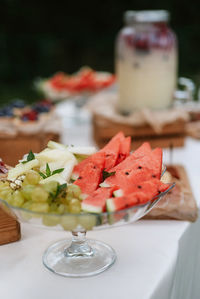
[115, 10, 178, 113]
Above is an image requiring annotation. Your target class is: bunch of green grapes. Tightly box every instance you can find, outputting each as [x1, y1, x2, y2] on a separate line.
[0, 170, 97, 230]
[0, 170, 82, 215]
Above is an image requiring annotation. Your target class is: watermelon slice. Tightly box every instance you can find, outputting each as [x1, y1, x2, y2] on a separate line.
[132, 142, 152, 159]
[71, 132, 123, 179]
[116, 136, 131, 164]
[100, 131, 124, 170]
[72, 150, 105, 180]
[115, 179, 169, 198]
[106, 180, 169, 212]
[106, 193, 146, 212]
[82, 187, 116, 213]
[73, 152, 105, 196]
[101, 148, 163, 189]
[109, 142, 152, 173]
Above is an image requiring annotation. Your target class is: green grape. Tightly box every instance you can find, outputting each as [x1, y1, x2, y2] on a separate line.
[0, 189, 10, 199]
[24, 170, 40, 185]
[0, 185, 12, 201]
[68, 198, 81, 214]
[12, 191, 24, 207]
[57, 204, 66, 214]
[65, 194, 73, 204]
[67, 184, 81, 198]
[49, 202, 58, 212]
[62, 194, 72, 205]
[22, 201, 33, 210]
[43, 181, 58, 193]
[0, 181, 9, 189]
[21, 185, 35, 200]
[42, 215, 59, 226]
[61, 215, 78, 231]
[78, 215, 96, 230]
[30, 203, 49, 213]
[31, 187, 48, 202]
[0, 183, 11, 194]
[4, 193, 13, 204]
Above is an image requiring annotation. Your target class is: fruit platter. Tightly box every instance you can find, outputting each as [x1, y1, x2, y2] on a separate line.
[37, 67, 116, 101]
[0, 99, 54, 121]
[0, 132, 174, 277]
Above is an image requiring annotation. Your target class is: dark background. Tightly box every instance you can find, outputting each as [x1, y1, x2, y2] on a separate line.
[1, 0, 200, 103]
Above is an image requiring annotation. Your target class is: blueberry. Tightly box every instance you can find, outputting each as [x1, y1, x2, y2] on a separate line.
[3, 106, 13, 117]
[11, 99, 26, 108]
[32, 104, 49, 113]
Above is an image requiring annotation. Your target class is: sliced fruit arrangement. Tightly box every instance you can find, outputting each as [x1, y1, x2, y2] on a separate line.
[39, 67, 116, 99]
[0, 141, 97, 216]
[0, 132, 170, 219]
[0, 99, 54, 122]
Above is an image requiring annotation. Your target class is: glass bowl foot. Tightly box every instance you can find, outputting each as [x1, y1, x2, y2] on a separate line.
[43, 238, 116, 277]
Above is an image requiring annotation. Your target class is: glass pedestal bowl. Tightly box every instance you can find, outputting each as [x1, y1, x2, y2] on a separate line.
[0, 183, 174, 278]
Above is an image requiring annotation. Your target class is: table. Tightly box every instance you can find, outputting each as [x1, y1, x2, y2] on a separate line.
[1, 105, 200, 299]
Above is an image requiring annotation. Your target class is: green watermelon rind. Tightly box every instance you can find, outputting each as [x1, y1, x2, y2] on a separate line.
[81, 202, 103, 214]
[106, 198, 116, 212]
[113, 189, 124, 197]
[99, 182, 110, 188]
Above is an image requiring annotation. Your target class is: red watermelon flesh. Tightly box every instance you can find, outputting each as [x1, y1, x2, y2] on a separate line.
[100, 131, 124, 170]
[133, 142, 152, 159]
[118, 179, 169, 197]
[72, 132, 123, 177]
[109, 142, 152, 172]
[72, 151, 105, 179]
[106, 180, 169, 212]
[82, 187, 116, 213]
[106, 192, 149, 212]
[102, 148, 163, 189]
[116, 136, 131, 164]
[74, 152, 105, 196]
[101, 167, 158, 189]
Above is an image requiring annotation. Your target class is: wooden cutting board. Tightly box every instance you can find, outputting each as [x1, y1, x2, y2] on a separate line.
[144, 165, 198, 222]
[92, 113, 185, 149]
[0, 207, 21, 245]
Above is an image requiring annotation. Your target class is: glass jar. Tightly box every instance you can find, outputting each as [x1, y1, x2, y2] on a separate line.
[115, 10, 178, 113]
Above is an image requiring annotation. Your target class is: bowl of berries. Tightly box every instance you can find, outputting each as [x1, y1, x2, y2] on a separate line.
[0, 132, 174, 277]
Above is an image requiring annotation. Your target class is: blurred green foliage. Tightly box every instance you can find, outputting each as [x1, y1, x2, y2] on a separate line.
[0, 0, 200, 103]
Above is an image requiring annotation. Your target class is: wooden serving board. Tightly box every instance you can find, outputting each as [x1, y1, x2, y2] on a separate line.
[144, 165, 198, 222]
[0, 207, 21, 245]
[92, 114, 185, 149]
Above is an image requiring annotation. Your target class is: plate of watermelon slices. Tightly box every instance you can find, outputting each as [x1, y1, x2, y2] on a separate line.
[0, 132, 175, 277]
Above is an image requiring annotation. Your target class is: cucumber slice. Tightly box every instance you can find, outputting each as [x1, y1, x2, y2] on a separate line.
[37, 149, 74, 164]
[7, 159, 39, 181]
[61, 158, 77, 181]
[67, 146, 97, 156]
[47, 140, 66, 150]
[39, 174, 66, 185]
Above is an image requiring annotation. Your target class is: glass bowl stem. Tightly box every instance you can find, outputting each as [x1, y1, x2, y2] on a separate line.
[64, 230, 94, 257]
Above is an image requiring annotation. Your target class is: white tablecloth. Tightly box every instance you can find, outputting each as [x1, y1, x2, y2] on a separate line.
[0, 105, 200, 299]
